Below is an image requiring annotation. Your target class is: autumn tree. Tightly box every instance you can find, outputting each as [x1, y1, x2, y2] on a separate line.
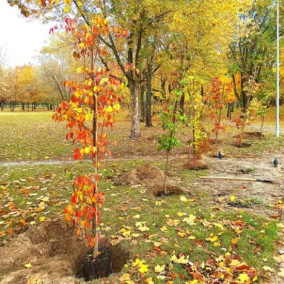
[38, 31, 83, 104]
[228, 0, 278, 111]
[0, 46, 8, 110]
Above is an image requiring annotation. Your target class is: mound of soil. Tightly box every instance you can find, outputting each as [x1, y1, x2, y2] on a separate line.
[0, 219, 88, 284]
[120, 163, 183, 196]
[170, 155, 209, 170]
[234, 131, 264, 140]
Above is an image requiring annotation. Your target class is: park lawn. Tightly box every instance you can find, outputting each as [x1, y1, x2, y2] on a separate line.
[0, 160, 280, 283]
[0, 109, 284, 282]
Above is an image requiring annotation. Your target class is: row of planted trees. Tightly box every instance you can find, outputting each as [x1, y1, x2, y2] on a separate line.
[4, 0, 283, 276]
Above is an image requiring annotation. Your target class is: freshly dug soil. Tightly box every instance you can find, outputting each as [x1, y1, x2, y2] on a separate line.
[0, 219, 88, 284]
[170, 155, 209, 170]
[80, 239, 129, 281]
[120, 163, 183, 196]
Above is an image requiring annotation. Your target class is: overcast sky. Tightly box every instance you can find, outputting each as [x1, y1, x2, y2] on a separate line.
[0, 1, 52, 67]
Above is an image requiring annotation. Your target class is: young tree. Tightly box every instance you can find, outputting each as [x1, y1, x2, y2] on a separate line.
[52, 17, 122, 259]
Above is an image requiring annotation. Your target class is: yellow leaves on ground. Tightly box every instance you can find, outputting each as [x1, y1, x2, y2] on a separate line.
[135, 222, 149, 231]
[27, 277, 42, 284]
[180, 195, 188, 202]
[119, 227, 132, 237]
[182, 214, 196, 225]
[119, 273, 134, 284]
[206, 233, 218, 242]
[132, 258, 149, 273]
[237, 273, 250, 283]
[278, 268, 284, 277]
[154, 264, 166, 273]
[171, 254, 189, 264]
[230, 195, 236, 202]
[166, 218, 180, 227]
[24, 263, 33, 269]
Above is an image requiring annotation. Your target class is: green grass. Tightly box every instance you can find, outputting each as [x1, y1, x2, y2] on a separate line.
[0, 160, 279, 282]
[0, 112, 72, 162]
[0, 110, 283, 282]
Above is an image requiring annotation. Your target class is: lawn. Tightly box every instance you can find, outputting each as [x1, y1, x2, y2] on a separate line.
[0, 109, 284, 283]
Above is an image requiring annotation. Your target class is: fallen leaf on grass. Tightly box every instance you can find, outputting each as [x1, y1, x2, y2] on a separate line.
[182, 215, 196, 225]
[278, 268, 284, 278]
[180, 196, 188, 202]
[237, 272, 250, 283]
[155, 264, 166, 273]
[135, 222, 149, 231]
[273, 255, 284, 263]
[171, 254, 189, 264]
[27, 277, 42, 284]
[262, 266, 274, 272]
[24, 263, 33, 269]
[167, 219, 181, 227]
[119, 273, 134, 283]
[230, 195, 236, 202]
[206, 233, 218, 242]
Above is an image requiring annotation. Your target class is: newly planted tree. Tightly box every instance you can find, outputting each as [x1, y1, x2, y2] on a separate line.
[157, 89, 185, 194]
[205, 77, 235, 142]
[53, 17, 122, 258]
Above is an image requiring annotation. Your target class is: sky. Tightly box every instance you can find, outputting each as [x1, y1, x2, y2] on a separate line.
[0, 1, 52, 67]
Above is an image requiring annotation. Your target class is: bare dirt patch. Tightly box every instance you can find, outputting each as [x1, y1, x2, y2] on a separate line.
[187, 153, 284, 218]
[120, 163, 184, 196]
[0, 219, 88, 284]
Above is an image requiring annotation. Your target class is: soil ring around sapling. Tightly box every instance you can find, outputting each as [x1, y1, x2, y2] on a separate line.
[78, 238, 129, 281]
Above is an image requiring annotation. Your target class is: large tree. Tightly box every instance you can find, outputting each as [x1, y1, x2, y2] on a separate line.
[227, 0, 279, 110]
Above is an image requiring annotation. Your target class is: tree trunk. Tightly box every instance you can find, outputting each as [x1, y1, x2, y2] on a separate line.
[179, 90, 185, 116]
[140, 84, 145, 122]
[129, 80, 141, 138]
[145, 64, 153, 127]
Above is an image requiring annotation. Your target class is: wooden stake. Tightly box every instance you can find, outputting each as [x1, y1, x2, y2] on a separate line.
[199, 176, 273, 183]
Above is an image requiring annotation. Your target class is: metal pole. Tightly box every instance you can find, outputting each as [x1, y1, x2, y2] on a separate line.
[276, 0, 280, 137]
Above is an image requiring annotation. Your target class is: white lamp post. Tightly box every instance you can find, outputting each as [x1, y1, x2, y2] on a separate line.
[276, 0, 280, 137]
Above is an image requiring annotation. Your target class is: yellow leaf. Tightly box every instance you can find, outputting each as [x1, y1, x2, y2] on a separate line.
[145, 277, 154, 284]
[27, 277, 42, 284]
[155, 200, 165, 206]
[113, 103, 121, 111]
[182, 214, 196, 225]
[39, 216, 46, 222]
[138, 263, 149, 273]
[135, 222, 149, 231]
[230, 195, 236, 202]
[206, 233, 218, 242]
[155, 264, 165, 273]
[237, 273, 250, 283]
[42, 197, 49, 202]
[263, 266, 274, 272]
[77, 67, 83, 73]
[79, 42, 85, 49]
[106, 105, 113, 112]
[160, 226, 168, 232]
[278, 268, 284, 278]
[85, 113, 92, 121]
[119, 273, 134, 283]
[180, 195, 188, 202]
[171, 254, 188, 264]
[24, 263, 33, 269]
